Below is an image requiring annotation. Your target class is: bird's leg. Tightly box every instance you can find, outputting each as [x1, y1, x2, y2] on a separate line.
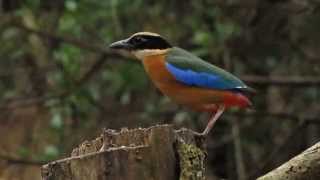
[201, 105, 225, 136]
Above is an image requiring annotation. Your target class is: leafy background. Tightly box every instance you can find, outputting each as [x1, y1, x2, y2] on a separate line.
[0, 0, 319, 179]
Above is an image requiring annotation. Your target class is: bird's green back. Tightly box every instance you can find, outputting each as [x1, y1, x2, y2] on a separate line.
[165, 47, 250, 91]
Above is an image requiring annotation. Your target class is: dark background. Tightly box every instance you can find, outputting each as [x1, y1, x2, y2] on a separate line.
[0, 0, 319, 179]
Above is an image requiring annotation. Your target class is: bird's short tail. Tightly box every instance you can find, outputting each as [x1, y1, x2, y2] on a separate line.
[237, 93, 252, 108]
[224, 92, 252, 108]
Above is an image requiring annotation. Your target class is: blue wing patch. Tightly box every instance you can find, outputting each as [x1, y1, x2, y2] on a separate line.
[165, 62, 240, 90]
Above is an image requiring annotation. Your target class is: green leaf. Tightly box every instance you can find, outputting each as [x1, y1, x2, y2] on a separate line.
[65, 0, 78, 11]
[17, 147, 30, 158]
[193, 31, 212, 46]
[50, 112, 63, 129]
[42, 145, 60, 160]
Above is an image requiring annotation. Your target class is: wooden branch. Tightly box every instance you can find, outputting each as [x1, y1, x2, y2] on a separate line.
[14, 23, 108, 54]
[11, 22, 130, 60]
[257, 141, 320, 180]
[9, 23, 320, 87]
[242, 75, 320, 86]
[0, 154, 44, 166]
[0, 51, 109, 110]
[41, 125, 207, 180]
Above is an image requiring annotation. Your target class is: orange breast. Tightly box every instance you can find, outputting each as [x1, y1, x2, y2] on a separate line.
[142, 54, 250, 112]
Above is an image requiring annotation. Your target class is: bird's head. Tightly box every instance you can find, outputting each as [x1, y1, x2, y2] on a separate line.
[109, 32, 172, 60]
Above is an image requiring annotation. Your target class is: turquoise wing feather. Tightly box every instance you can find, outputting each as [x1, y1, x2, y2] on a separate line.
[165, 47, 251, 91]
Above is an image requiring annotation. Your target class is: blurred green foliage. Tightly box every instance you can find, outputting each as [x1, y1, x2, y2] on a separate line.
[0, 0, 320, 179]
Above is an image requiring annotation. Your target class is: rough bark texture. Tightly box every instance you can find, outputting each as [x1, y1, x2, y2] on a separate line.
[41, 125, 206, 180]
[258, 142, 320, 180]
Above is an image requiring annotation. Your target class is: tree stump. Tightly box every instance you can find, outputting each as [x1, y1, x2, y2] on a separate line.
[41, 125, 206, 180]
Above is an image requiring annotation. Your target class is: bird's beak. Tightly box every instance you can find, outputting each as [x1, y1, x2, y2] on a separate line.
[109, 38, 132, 50]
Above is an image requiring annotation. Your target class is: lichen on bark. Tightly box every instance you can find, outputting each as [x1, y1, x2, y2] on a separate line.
[177, 140, 206, 180]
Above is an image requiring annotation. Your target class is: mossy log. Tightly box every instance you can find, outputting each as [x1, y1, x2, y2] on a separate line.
[258, 141, 320, 180]
[41, 125, 206, 180]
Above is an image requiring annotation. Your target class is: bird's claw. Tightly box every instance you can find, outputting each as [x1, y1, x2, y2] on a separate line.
[194, 131, 208, 138]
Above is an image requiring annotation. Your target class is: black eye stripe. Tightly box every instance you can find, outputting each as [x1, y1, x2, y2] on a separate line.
[129, 35, 172, 50]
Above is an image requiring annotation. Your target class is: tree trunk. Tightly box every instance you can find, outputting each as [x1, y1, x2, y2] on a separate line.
[41, 125, 207, 180]
[258, 141, 320, 180]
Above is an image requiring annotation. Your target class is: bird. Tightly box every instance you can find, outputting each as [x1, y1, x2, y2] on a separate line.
[109, 32, 253, 136]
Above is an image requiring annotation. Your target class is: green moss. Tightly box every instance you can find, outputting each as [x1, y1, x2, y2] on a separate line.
[177, 142, 206, 180]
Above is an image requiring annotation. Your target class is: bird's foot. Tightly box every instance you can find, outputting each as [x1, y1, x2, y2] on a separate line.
[193, 131, 208, 138]
[99, 143, 106, 152]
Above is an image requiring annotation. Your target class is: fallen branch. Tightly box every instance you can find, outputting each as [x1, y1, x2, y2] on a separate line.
[257, 141, 320, 180]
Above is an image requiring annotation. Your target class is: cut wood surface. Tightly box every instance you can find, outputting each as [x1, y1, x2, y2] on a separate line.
[41, 124, 207, 180]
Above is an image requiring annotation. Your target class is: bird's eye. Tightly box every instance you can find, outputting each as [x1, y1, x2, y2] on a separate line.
[132, 36, 145, 44]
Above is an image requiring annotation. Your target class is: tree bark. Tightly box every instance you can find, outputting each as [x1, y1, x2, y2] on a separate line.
[258, 141, 320, 180]
[41, 125, 207, 180]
